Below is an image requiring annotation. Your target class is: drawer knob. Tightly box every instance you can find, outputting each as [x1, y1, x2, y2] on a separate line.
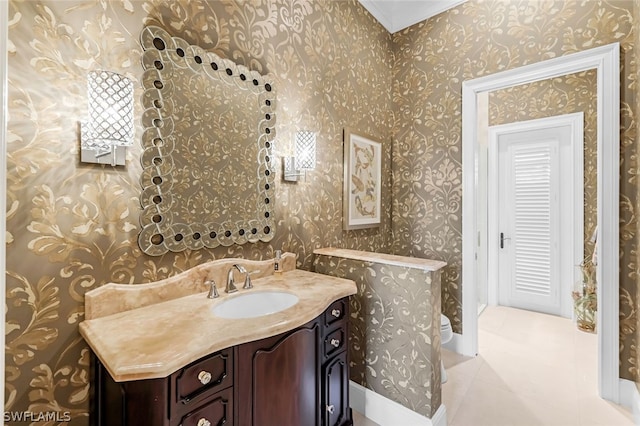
[197, 371, 212, 385]
[330, 338, 340, 348]
[197, 419, 211, 426]
[327, 404, 335, 414]
[331, 309, 341, 318]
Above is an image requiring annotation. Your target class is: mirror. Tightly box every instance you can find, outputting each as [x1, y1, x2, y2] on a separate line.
[138, 26, 276, 256]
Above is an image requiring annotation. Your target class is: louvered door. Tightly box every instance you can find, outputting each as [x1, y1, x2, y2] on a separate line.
[498, 137, 561, 315]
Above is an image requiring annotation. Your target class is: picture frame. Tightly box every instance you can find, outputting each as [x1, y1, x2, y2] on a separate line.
[343, 128, 382, 230]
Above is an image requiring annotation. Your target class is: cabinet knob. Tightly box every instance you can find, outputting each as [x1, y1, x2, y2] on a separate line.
[330, 339, 340, 348]
[331, 309, 341, 318]
[327, 404, 335, 414]
[197, 419, 211, 426]
[197, 371, 212, 385]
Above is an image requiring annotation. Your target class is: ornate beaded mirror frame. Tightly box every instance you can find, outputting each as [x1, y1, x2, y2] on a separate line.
[138, 26, 276, 256]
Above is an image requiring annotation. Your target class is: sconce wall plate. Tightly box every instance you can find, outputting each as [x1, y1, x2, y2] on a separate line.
[283, 156, 300, 181]
[80, 145, 127, 166]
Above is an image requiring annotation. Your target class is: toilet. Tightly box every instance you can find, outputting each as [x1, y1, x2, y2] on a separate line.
[440, 314, 453, 383]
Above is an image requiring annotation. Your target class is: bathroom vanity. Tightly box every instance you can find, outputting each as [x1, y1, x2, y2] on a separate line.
[79, 256, 356, 426]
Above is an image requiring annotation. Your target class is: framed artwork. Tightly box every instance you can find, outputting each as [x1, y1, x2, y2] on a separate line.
[343, 128, 382, 230]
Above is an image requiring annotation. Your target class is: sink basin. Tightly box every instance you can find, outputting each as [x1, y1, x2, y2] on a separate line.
[212, 291, 299, 319]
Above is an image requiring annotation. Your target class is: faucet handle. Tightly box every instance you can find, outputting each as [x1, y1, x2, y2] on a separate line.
[243, 273, 253, 290]
[206, 280, 219, 299]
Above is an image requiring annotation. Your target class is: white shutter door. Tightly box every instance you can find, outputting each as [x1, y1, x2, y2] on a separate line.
[499, 138, 561, 315]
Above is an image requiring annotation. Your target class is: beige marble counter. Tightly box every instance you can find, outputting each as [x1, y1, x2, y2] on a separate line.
[79, 269, 356, 382]
[314, 247, 447, 271]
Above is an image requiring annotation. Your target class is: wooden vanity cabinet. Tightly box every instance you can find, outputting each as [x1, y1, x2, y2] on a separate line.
[92, 298, 352, 426]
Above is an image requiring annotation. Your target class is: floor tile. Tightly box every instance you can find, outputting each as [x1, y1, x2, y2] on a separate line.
[352, 409, 380, 426]
[446, 306, 633, 426]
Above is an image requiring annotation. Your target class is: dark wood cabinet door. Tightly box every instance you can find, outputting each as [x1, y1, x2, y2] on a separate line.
[322, 351, 350, 426]
[237, 322, 320, 426]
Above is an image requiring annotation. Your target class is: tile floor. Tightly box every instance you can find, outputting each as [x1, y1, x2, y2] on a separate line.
[443, 305, 635, 426]
[353, 409, 381, 426]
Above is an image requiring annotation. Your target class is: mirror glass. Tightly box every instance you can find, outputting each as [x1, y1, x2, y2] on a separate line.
[138, 26, 276, 256]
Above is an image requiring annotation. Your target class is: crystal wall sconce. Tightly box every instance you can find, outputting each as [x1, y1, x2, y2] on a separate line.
[284, 130, 316, 181]
[80, 71, 134, 166]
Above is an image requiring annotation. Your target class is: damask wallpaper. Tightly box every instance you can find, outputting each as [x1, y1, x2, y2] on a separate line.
[391, 0, 639, 381]
[635, 1, 640, 393]
[6, 0, 393, 422]
[314, 254, 442, 418]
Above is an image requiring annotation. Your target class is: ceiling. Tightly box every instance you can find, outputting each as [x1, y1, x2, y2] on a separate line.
[358, 0, 466, 34]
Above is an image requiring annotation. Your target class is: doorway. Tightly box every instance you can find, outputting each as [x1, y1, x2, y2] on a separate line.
[488, 113, 584, 319]
[461, 43, 620, 402]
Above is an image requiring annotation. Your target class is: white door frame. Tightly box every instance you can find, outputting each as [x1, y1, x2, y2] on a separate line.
[462, 43, 620, 402]
[488, 113, 584, 319]
[1, 0, 9, 419]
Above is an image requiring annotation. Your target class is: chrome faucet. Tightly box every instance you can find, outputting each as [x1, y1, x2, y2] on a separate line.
[226, 264, 253, 293]
[226, 264, 245, 293]
[206, 280, 219, 299]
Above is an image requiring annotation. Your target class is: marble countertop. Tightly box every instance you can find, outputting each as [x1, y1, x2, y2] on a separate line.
[79, 269, 356, 382]
[314, 247, 447, 271]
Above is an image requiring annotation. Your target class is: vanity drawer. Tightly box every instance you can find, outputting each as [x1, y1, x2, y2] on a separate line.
[324, 326, 347, 359]
[324, 298, 348, 328]
[172, 348, 233, 406]
[173, 386, 233, 426]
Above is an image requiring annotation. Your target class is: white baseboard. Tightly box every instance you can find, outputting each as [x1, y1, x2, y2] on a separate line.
[618, 378, 635, 408]
[618, 378, 640, 425]
[442, 332, 463, 354]
[349, 380, 447, 426]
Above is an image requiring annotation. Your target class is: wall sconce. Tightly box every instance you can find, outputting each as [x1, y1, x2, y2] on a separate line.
[284, 130, 316, 181]
[80, 71, 134, 166]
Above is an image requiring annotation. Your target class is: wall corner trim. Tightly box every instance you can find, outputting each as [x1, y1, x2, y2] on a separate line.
[349, 380, 447, 426]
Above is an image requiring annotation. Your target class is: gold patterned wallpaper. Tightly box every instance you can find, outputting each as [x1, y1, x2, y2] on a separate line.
[636, 1, 640, 392]
[391, 0, 638, 381]
[314, 255, 442, 418]
[314, 254, 442, 418]
[6, 0, 393, 421]
[5, 0, 640, 421]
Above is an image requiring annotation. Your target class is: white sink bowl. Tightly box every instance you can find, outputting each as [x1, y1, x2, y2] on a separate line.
[212, 291, 299, 319]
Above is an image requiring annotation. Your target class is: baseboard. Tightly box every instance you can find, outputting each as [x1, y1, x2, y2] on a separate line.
[349, 380, 447, 426]
[619, 378, 634, 408]
[618, 378, 640, 425]
[442, 332, 463, 353]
